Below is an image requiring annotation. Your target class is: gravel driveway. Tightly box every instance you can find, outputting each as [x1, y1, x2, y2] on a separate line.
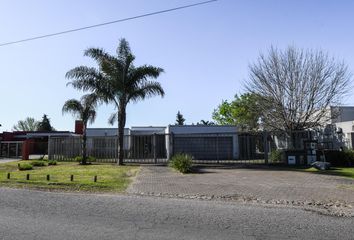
[127, 165, 354, 216]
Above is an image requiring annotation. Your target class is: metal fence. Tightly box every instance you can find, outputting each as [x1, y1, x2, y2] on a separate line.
[0, 141, 23, 158]
[172, 132, 266, 164]
[49, 134, 170, 163]
[48, 132, 270, 164]
[3, 129, 347, 164]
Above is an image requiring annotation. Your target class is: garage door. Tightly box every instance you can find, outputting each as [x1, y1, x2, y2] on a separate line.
[173, 136, 233, 160]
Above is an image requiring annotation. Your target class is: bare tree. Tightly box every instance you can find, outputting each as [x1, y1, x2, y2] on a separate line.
[246, 46, 351, 132]
[13, 117, 39, 131]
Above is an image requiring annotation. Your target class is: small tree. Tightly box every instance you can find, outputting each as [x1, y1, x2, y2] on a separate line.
[212, 93, 262, 130]
[175, 111, 185, 125]
[37, 114, 55, 131]
[62, 94, 97, 165]
[13, 117, 39, 131]
[246, 46, 351, 133]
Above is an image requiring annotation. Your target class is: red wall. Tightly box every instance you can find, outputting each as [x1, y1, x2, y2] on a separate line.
[75, 120, 84, 135]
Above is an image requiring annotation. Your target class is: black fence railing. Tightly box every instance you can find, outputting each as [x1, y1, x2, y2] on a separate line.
[47, 130, 349, 164]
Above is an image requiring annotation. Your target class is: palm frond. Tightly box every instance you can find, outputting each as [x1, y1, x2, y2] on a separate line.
[81, 93, 99, 108]
[128, 81, 165, 103]
[117, 38, 133, 60]
[66, 66, 103, 91]
[87, 110, 97, 124]
[84, 48, 115, 64]
[108, 112, 118, 126]
[62, 99, 83, 118]
[127, 65, 164, 88]
[63, 95, 98, 126]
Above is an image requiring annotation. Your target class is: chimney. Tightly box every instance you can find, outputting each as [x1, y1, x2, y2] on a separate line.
[75, 120, 83, 134]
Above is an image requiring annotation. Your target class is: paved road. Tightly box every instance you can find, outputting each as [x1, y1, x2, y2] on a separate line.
[0, 188, 353, 240]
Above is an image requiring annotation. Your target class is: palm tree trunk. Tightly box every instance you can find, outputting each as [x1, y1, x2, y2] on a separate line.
[117, 105, 126, 165]
[81, 123, 87, 165]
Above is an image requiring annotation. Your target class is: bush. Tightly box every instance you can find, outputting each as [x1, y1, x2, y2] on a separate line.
[38, 155, 48, 160]
[88, 156, 96, 162]
[18, 163, 33, 171]
[31, 160, 47, 167]
[74, 156, 82, 162]
[48, 160, 57, 166]
[75, 156, 96, 163]
[169, 153, 193, 173]
[269, 150, 283, 163]
[319, 150, 354, 167]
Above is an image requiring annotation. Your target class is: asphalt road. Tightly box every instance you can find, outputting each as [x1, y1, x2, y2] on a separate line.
[0, 188, 353, 240]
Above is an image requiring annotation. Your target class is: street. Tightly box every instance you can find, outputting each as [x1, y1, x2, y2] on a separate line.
[0, 188, 353, 240]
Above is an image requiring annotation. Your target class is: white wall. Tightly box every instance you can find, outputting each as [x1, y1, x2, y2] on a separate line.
[334, 121, 354, 148]
[86, 125, 240, 159]
[130, 127, 166, 135]
[169, 125, 238, 134]
[86, 128, 129, 137]
[331, 106, 354, 123]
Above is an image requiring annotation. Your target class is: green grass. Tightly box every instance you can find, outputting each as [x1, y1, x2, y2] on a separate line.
[0, 161, 139, 193]
[303, 167, 354, 179]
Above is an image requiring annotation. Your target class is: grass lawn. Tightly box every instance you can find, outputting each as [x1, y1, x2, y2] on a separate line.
[303, 167, 354, 179]
[0, 161, 139, 193]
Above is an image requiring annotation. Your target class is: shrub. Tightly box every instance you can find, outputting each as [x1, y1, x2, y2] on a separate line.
[74, 156, 82, 162]
[18, 163, 33, 171]
[269, 150, 283, 163]
[319, 150, 354, 167]
[169, 153, 193, 173]
[88, 156, 96, 162]
[75, 156, 96, 163]
[38, 155, 48, 160]
[48, 160, 57, 166]
[31, 160, 47, 167]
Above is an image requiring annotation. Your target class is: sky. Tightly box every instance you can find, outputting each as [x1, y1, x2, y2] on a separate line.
[1, 0, 354, 132]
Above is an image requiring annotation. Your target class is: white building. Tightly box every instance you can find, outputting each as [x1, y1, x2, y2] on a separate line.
[329, 106, 354, 149]
[86, 125, 239, 160]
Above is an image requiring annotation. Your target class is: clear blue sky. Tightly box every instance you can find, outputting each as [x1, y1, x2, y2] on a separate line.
[1, 0, 354, 132]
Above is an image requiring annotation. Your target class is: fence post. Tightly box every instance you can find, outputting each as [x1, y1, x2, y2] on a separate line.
[48, 136, 51, 160]
[171, 133, 174, 159]
[153, 133, 157, 164]
[264, 131, 269, 164]
[15, 143, 18, 158]
[216, 134, 219, 163]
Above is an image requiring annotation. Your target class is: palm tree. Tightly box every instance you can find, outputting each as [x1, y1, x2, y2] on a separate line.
[66, 39, 164, 165]
[62, 94, 97, 165]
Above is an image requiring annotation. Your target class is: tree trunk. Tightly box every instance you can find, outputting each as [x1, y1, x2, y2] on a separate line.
[81, 123, 87, 165]
[117, 105, 126, 165]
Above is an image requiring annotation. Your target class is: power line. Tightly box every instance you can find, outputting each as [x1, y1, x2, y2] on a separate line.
[0, 0, 218, 47]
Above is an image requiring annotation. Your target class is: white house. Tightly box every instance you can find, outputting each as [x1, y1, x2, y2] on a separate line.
[86, 125, 239, 160]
